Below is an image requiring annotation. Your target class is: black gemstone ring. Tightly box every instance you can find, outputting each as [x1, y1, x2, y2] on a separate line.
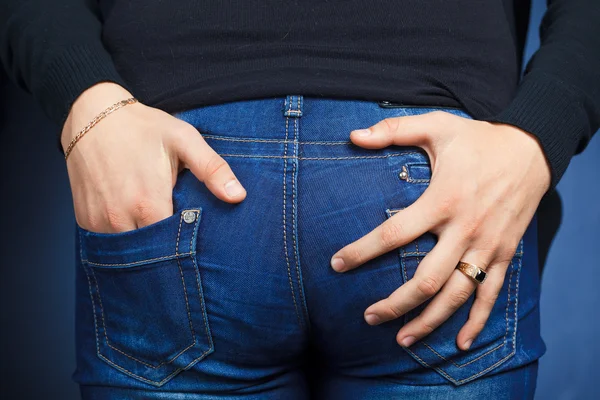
[456, 261, 487, 284]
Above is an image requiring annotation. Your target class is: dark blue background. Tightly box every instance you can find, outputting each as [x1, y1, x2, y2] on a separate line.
[1, 1, 598, 398]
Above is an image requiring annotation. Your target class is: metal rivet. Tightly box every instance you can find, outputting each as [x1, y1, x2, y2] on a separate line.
[183, 211, 197, 224]
[399, 166, 408, 180]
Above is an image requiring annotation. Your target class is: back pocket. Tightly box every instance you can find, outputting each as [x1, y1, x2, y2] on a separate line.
[78, 207, 213, 387]
[384, 159, 523, 385]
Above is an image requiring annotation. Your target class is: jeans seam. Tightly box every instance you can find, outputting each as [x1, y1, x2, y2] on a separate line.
[282, 113, 303, 329]
[292, 113, 311, 330]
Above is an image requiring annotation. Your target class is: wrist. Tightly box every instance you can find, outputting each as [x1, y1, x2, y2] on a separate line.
[61, 82, 134, 151]
[495, 122, 552, 193]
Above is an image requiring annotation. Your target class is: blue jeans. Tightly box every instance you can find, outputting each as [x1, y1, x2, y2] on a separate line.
[73, 95, 546, 399]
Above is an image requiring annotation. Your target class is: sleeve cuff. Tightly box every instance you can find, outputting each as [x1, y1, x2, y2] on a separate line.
[36, 43, 130, 155]
[484, 71, 588, 190]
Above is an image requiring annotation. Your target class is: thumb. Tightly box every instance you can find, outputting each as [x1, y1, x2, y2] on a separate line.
[350, 112, 443, 149]
[173, 125, 247, 203]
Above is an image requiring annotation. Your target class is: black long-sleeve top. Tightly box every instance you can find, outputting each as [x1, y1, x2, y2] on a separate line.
[1, 0, 599, 189]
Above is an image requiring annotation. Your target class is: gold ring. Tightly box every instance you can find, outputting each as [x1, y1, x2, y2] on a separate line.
[456, 261, 487, 284]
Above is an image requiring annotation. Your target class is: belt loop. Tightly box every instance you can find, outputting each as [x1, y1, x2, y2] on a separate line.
[283, 95, 303, 118]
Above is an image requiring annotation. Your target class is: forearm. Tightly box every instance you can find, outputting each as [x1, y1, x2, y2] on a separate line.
[487, 0, 600, 189]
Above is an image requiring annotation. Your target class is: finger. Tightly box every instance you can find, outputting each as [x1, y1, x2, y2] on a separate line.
[456, 262, 508, 350]
[363, 231, 467, 326]
[174, 125, 247, 203]
[99, 206, 138, 233]
[349, 111, 451, 149]
[330, 187, 439, 272]
[130, 197, 174, 229]
[395, 268, 477, 347]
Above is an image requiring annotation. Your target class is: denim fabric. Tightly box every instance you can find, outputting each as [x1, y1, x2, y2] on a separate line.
[73, 95, 546, 399]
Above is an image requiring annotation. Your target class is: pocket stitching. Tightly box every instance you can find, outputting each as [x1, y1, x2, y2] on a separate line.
[418, 257, 515, 369]
[187, 209, 214, 351]
[386, 208, 522, 384]
[90, 212, 199, 369]
[84, 253, 189, 268]
[82, 209, 213, 386]
[405, 162, 431, 184]
[413, 239, 522, 370]
[82, 262, 184, 387]
[402, 252, 522, 385]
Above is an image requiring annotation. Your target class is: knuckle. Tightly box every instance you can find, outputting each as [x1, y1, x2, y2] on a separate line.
[484, 235, 503, 253]
[418, 318, 437, 335]
[500, 239, 520, 259]
[386, 303, 403, 320]
[203, 154, 229, 180]
[434, 196, 457, 221]
[417, 275, 442, 298]
[104, 206, 127, 231]
[175, 122, 197, 138]
[496, 246, 515, 261]
[449, 288, 473, 309]
[342, 245, 365, 266]
[427, 111, 451, 127]
[381, 117, 400, 134]
[130, 198, 158, 224]
[380, 221, 405, 250]
[85, 215, 103, 232]
[429, 110, 448, 120]
[480, 291, 500, 308]
[461, 216, 484, 239]
[170, 123, 197, 147]
[470, 318, 488, 332]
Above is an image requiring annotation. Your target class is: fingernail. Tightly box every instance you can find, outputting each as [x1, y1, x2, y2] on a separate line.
[353, 129, 372, 137]
[224, 179, 244, 197]
[400, 336, 416, 347]
[463, 339, 473, 350]
[331, 257, 345, 272]
[365, 314, 381, 325]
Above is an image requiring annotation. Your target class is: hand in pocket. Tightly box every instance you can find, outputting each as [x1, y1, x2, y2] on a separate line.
[63, 82, 246, 234]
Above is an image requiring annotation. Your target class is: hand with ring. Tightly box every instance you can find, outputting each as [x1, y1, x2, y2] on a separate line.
[329, 111, 551, 350]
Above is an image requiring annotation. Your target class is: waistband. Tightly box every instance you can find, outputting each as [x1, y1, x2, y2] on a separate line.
[174, 95, 470, 143]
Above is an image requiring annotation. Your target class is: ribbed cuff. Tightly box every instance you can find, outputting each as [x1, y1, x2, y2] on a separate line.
[484, 71, 587, 190]
[36, 43, 129, 155]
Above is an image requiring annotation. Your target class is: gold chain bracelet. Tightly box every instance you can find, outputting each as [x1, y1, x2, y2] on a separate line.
[64, 97, 138, 161]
